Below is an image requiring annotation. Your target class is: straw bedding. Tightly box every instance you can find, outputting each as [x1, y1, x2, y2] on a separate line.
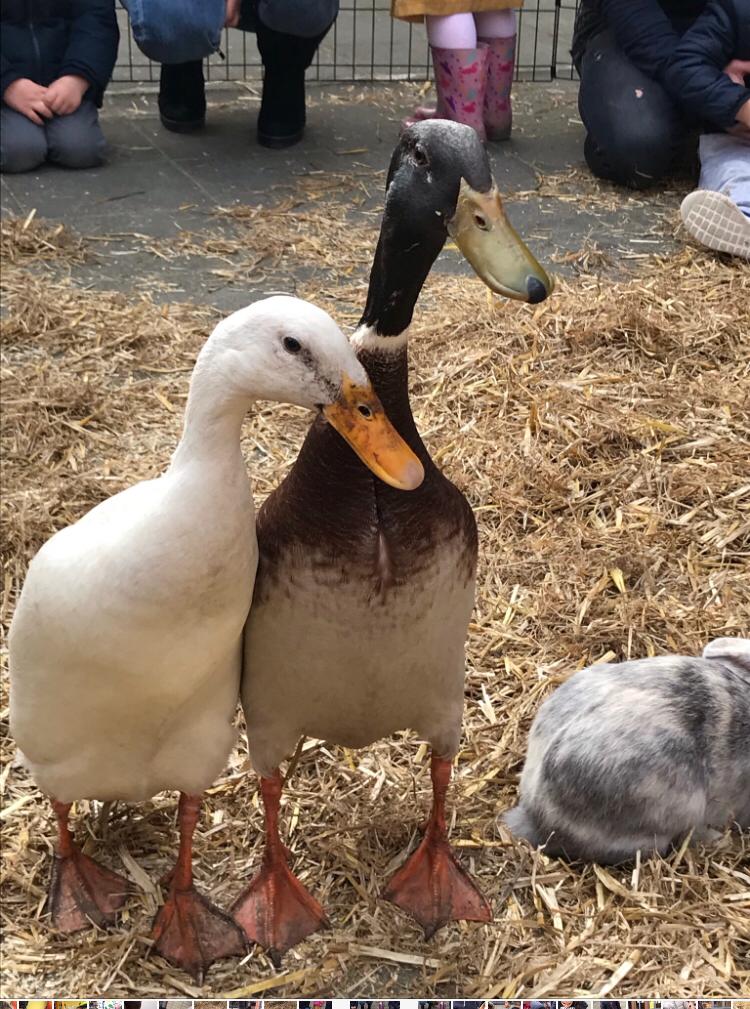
[0, 197, 748, 999]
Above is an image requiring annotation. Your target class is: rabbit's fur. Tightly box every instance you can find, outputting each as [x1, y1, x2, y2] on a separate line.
[504, 637, 750, 863]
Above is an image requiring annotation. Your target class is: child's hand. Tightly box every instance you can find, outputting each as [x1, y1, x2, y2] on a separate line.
[723, 59, 750, 86]
[225, 0, 241, 26]
[3, 78, 53, 124]
[45, 75, 89, 116]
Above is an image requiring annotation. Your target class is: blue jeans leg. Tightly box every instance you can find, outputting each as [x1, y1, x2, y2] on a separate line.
[45, 101, 106, 169]
[578, 30, 687, 189]
[0, 106, 48, 173]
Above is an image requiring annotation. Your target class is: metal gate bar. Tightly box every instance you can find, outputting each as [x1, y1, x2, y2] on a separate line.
[112, 0, 580, 85]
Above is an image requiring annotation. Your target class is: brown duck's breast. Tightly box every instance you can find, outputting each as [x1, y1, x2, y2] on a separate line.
[253, 416, 477, 604]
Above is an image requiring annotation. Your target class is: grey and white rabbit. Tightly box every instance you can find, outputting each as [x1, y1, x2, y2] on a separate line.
[504, 637, 750, 863]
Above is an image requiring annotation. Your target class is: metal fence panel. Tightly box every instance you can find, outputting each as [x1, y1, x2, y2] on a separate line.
[113, 0, 580, 85]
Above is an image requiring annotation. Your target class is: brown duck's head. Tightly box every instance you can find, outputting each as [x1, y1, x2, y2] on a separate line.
[361, 121, 552, 336]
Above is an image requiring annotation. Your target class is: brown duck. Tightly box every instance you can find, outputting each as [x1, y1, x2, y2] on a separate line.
[234, 121, 552, 960]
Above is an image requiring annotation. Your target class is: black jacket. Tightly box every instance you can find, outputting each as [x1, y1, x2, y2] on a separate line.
[571, 0, 749, 129]
[571, 0, 706, 73]
[665, 0, 750, 129]
[1, 0, 119, 106]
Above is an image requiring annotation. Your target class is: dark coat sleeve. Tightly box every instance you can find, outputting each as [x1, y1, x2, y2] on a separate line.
[1, 52, 23, 97]
[600, 0, 683, 79]
[664, 0, 750, 129]
[58, 0, 120, 97]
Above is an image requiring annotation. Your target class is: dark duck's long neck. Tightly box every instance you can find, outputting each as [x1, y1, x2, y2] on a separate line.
[352, 209, 447, 450]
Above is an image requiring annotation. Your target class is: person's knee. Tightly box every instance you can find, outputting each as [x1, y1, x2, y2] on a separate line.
[47, 119, 106, 169]
[585, 119, 679, 190]
[0, 124, 47, 173]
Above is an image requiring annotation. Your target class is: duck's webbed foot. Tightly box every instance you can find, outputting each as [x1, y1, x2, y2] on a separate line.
[232, 771, 329, 965]
[48, 800, 130, 932]
[383, 755, 492, 938]
[151, 793, 247, 982]
[152, 879, 247, 983]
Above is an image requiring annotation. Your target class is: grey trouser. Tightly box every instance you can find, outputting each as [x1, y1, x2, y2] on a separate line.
[698, 133, 750, 219]
[0, 99, 106, 173]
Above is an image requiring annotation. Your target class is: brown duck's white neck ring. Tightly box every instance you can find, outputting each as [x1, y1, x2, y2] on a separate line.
[350, 323, 410, 354]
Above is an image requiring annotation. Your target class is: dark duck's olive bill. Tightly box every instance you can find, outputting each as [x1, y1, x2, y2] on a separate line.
[323, 376, 425, 491]
[448, 179, 553, 303]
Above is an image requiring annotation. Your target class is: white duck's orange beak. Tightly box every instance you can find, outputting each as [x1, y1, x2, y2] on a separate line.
[323, 376, 424, 491]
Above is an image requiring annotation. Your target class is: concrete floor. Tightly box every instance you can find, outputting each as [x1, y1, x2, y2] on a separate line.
[1, 81, 690, 313]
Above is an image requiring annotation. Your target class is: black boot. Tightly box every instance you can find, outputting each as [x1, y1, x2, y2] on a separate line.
[158, 61, 206, 133]
[256, 23, 330, 148]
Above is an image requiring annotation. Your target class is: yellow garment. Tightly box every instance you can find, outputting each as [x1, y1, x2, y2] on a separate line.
[393, 0, 522, 21]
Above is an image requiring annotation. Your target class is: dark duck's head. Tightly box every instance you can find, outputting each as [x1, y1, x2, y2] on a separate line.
[358, 120, 552, 340]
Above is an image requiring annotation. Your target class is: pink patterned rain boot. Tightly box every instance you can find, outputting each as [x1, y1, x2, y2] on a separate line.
[402, 44, 488, 142]
[480, 34, 516, 140]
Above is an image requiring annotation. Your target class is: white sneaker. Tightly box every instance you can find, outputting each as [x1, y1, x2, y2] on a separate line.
[680, 189, 750, 259]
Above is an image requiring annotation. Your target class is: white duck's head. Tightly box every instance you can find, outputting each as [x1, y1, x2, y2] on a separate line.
[203, 295, 424, 491]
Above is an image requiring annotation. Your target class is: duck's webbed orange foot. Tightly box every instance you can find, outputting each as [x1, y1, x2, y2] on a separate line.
[150, 792, 247, 982]
[49, 848, 131, 932]
[383, 755, 492, 938]
[47, 799, 130, 933]
[232, 770, 328, 965]
[152, 883, 248, 983]
[233, 852, 329, 966]
[383, 829, 491, 938]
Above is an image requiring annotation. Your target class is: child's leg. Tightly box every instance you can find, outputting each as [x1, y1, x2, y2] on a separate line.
[45, 101, 106, 169]
[425, 13, 477, 48]
[404, 13, 487, 139]
[697, 133, 750, 216]
[0, 107, 47, 173]
[475, 10, 517, 141]
[474, 10, 516, 39]
[680, 133, 750, 258]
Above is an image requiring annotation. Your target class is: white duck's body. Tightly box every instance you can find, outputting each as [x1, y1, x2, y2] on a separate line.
[8, 296, 420, 979]
[10, 447, 255, 803]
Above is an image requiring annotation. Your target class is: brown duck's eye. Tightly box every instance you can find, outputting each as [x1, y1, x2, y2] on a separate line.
[474, 213, 489, 230]
[283, 336, 301, 353]
[413, 145, 429, 167]
[358, 404, 373, 418]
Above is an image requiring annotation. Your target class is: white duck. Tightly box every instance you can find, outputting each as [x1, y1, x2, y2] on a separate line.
[9, 295, 423, 982]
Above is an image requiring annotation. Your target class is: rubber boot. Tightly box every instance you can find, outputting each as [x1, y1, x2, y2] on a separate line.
[158, 61, 206, 133]
[480, 34, 516, 141]
[402, 45, 488, 142]
[256, 22, 330, 148]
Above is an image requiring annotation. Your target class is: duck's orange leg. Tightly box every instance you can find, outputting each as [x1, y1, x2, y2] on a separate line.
[383, 755, 492, 938]
[232, 770, 329, 965]
[47, 799, 131, 932]
[151, 793, 247, 983]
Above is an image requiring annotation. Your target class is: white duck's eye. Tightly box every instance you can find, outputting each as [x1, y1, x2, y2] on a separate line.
[283, 336, 302, 354]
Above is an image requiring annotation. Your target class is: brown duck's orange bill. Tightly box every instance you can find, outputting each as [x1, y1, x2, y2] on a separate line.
[323, 377, 424, 491]
[448, 179, 554, 304]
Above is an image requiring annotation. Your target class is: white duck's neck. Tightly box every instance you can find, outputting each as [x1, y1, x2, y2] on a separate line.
[169, 347, 250, 472]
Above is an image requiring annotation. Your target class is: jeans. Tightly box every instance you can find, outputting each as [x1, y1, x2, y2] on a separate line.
[698, 133, 750, 218]
[578, 30, 691, 189]
[0, 100, 105, 173]
[122, 0, 339, 63]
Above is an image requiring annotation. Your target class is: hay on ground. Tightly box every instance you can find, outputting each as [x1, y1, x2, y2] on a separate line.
[1, 210, 748, 999]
